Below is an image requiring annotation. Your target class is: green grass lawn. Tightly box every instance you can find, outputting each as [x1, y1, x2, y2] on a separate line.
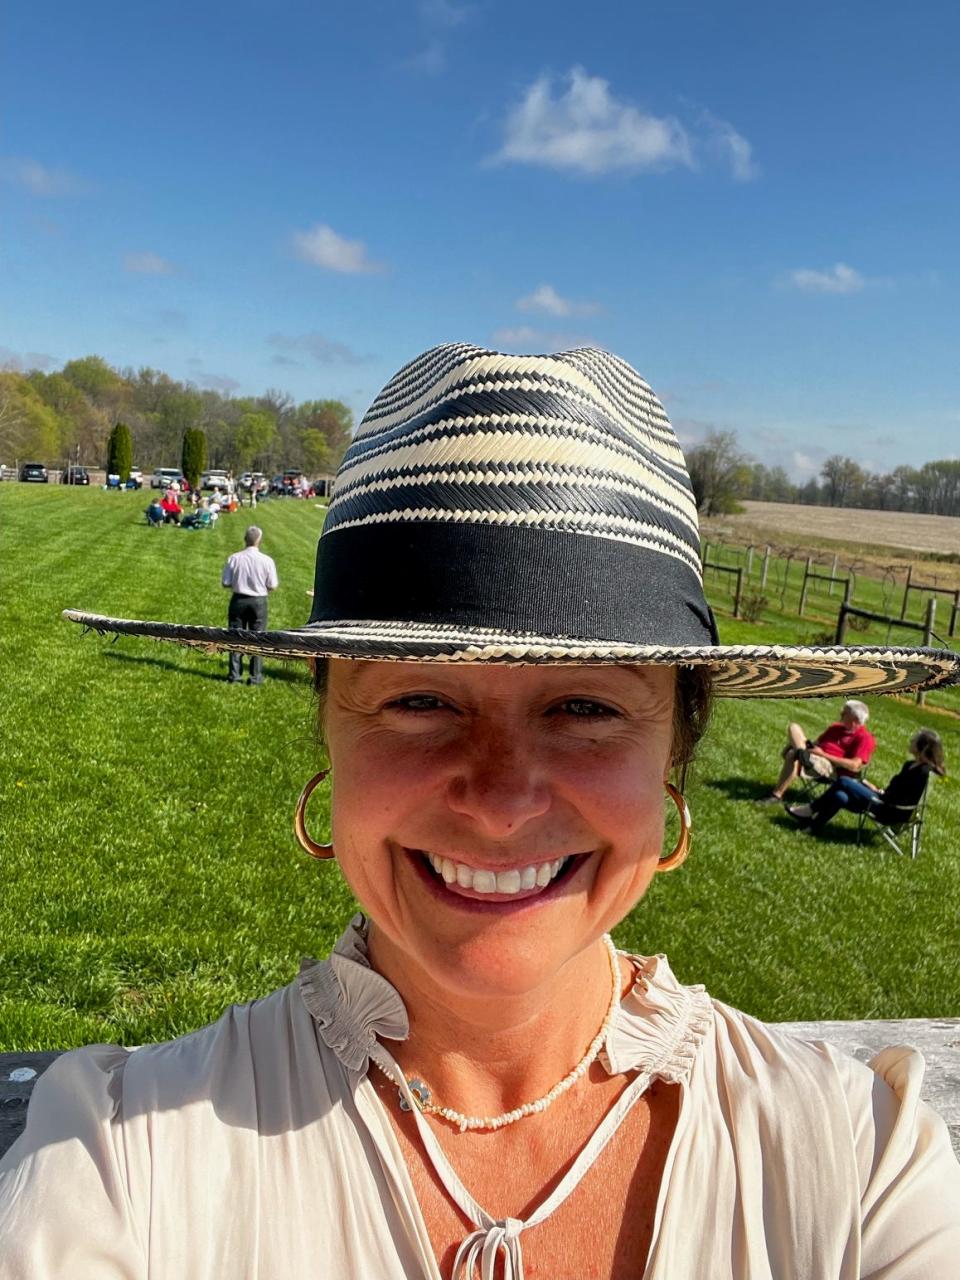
[2, 483, 959, 1049]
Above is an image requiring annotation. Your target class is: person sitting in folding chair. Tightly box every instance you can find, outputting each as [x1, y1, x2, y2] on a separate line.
[145, 496, 165, 527]
[756, 699, 876, 805]
[786, 728, 945, 835]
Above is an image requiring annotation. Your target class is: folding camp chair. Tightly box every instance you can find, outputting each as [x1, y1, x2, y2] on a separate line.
[855, 774, 932, 859]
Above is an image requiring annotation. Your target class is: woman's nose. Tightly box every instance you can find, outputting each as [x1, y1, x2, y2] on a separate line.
[445, 733, 551, 836]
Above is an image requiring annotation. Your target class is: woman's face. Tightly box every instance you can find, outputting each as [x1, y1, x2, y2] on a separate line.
[324, 659, 677, 1003]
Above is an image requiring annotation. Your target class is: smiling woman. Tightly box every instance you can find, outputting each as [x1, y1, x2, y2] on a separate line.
[5, 344, 960, 1278]
[325, 662, 678, 1005]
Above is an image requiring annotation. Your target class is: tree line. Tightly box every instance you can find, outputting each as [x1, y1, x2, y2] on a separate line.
[686, 429, 960, 518]
[0, 355, 353, 476]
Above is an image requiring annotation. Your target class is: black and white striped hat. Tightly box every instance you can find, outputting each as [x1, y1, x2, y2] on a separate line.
[66, 343, 960, 697]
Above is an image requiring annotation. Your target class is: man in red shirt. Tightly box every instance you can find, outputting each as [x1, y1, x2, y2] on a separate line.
[756, 699, 876, 805]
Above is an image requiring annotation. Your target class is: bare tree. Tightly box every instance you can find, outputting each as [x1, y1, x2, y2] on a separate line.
[685, 430, 752, 515]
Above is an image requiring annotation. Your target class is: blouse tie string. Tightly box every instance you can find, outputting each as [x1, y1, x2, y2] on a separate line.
[452, 1217, 524, 1280]
[368, 1041, 654, 1280]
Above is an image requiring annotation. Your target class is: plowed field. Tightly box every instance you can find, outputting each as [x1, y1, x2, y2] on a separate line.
[723, 501, 960, 557]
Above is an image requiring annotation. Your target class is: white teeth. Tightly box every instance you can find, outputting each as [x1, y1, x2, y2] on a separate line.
[423, 852, 572, 896]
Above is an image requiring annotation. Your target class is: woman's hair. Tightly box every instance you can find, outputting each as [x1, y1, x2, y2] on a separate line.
[312, 659, 714, 772]
[910, 728, 946, 776]
[672, 665, 714, 770]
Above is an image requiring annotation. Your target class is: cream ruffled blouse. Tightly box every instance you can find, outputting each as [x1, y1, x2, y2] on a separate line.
[1, 915, 959, 1278]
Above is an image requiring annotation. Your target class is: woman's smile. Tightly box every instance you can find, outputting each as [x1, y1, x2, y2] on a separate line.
[403, 844, 590, 908]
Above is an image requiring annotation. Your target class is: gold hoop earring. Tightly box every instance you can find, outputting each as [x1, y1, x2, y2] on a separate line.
[658, 782, 691, 872]
[294, 769, 334, 860]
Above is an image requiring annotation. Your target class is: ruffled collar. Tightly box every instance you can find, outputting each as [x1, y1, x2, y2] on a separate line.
[298, 914, 713, 1082]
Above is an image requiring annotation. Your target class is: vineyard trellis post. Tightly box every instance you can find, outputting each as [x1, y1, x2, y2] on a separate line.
[919, 596, 937, 707]
[760, 545, 771, 589]
[900, 564, 914, 619]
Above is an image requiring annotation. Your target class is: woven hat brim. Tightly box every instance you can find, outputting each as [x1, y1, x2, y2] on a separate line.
[62, 610, 960, 698]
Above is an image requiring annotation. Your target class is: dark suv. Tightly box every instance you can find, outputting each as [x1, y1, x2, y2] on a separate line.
[19, 462, 48, 483]
[61, 465, 90, 485]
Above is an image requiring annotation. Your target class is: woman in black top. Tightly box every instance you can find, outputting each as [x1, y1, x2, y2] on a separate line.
[788, 729, 946, 833]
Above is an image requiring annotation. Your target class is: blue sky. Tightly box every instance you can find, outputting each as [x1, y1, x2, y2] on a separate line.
[3, 0, 959, 480]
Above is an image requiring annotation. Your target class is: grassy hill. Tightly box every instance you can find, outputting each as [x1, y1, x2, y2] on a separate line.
[2, 483, 958, 1049]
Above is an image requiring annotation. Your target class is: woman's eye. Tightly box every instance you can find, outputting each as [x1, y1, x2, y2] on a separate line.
[554, 698, 619, 719]
[386, 694, 449, 713]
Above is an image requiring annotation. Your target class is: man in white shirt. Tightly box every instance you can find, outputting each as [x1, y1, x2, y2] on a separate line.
[221, 526, 279, 685]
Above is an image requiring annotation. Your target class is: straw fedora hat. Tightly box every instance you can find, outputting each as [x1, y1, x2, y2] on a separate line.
[65, 343, 960, 698]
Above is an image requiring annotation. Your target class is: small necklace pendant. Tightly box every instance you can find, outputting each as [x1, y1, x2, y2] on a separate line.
[399, 1077, 431, 1112]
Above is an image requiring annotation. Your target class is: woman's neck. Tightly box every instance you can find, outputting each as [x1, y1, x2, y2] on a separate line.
[365, 928, 628, 1118]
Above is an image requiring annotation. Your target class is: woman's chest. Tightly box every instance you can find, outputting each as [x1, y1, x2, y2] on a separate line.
[393, 1082, 679, 1280]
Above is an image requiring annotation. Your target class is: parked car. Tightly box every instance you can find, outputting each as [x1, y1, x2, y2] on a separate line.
[19, 462, 48, 483]
[61, 465, 91, 485]
[270, 469, 306, 496]
[201, 469, 233, 491]
[150, 467, 186, 489]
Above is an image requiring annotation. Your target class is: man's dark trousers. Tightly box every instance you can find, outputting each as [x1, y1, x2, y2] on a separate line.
[228, 593, 268, 683]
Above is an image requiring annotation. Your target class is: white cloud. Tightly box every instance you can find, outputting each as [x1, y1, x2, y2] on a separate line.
[701, 111, 757, 181]
[494, 68, 694, 176]
[420, 0, 469, 27]
[291, 223, 383, 274]
[787, 263, 865, 294]
[404, 0, 470, 74]
[515, 283, 601, 318]
[268, 332, 368, 365]
[790, 449, 824, 479]
[124, 251, 176, 275]
[2, 158, 87, 196]
[493, 325, 542, 346]
[492, 325, 598, 352]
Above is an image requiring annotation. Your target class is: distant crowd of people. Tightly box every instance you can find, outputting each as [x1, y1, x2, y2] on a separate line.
[145, 481, 241, 529]
[144, 474, 325, 527]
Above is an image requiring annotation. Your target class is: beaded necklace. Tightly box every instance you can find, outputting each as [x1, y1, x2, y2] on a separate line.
[373, 934, 622, 1134]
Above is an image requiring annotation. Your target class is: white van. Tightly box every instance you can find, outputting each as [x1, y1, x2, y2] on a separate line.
[201, 469, 232, 491]
[150, 467, 184, 489]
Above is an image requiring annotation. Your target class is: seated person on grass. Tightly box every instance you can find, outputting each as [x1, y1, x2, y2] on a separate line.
[787, 729, 945, 833]
[160, 495, 183, 525]
[756, 698, 875, 805]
